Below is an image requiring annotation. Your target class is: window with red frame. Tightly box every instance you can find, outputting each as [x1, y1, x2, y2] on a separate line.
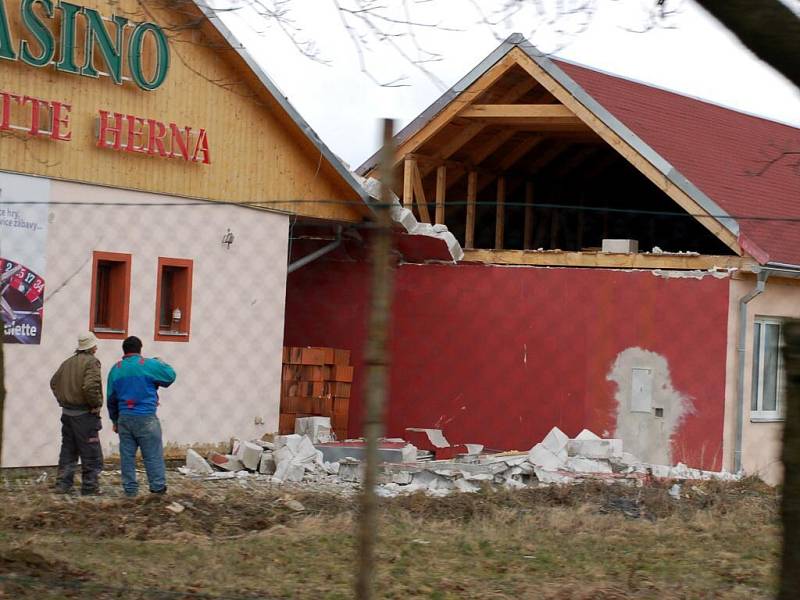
[90, 252, 131, 339]
[155, 258, 193, 342]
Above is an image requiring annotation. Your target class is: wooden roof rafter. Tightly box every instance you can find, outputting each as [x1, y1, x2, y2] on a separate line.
[359, 36, 748, 258]
[389, 53, 523, 165]
[505, 46, 742, 254]
[418, 77, 539, 179]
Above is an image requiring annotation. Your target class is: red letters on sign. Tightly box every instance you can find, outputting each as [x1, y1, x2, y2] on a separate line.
[0, 89, 72, 141]
[97, 110, 212, 165]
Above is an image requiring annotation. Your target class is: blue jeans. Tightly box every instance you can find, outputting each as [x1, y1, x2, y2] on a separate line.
[118, 414, 166, 496]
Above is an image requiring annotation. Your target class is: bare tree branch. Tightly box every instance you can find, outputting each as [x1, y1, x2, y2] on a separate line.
[693, 0, 800, 89]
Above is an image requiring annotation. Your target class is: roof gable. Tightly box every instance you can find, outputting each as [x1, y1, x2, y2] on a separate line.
[555, 60, 800, 266]
[359, 35, 800, 264]
[0, 0, 369, 222]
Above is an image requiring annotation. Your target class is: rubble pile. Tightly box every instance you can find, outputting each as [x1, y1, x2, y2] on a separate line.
[180, 422, 738, 496]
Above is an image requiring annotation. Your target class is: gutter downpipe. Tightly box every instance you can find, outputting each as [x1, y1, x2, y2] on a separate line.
[734, 270, 769, 474]
[287, 226, 343, 274]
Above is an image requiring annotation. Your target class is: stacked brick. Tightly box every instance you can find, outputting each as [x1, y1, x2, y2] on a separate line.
[280, 346, 354, 440]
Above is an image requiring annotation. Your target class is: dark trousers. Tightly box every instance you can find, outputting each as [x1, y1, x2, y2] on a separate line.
[57, 413, 103, 493]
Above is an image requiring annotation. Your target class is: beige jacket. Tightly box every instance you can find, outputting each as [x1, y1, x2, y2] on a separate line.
[50, 352, 103, 410]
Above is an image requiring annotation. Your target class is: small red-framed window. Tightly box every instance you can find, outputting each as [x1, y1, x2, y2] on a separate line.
[154, 257, 193, 342]
[89, 251, 132, 340]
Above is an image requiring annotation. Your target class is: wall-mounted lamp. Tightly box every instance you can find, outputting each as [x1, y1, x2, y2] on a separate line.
[222, 229, 234, 249]
[172, 307, 182, 324]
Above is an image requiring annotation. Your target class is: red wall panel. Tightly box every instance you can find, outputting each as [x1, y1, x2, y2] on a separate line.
[284, 254, 730, 470]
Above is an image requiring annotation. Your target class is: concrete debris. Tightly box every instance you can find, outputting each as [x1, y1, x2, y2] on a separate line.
[240, 441, 264, 471]
[185, 449, 214, 475]
[528, 443, 565, 471]
[295, 416, 333, 444]
[566, 437, 623, 460]
[404, 428, 450, 450]
[565, 457, 612, 474]
[574, 429, 601, 441]
[283, 498, 306, 512]
[179, 426, 739, 495]
[258, 452, 276, 475]
[338, 459, 361, 483]
[533, 467, 574, 485]
[464, 444, 484, 455]
[207, 453, 244, 472]
[315, 440, 418, 464]
[355, 174, 464, 262]
[166, 501, 186, 514]
[541, 427, 569, 459]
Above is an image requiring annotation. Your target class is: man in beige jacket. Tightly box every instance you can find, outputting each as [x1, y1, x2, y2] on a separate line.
[50, 332, 104, 495]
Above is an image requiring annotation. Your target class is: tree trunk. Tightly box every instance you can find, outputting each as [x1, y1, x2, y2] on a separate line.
[694, 1, 800, 89]
[780, 320, 800, 599]
[355, 119, 396, 600]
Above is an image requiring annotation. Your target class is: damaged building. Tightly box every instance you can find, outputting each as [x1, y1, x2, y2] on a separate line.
[0, 0, 372, 467]
[284, 35, 800, 485]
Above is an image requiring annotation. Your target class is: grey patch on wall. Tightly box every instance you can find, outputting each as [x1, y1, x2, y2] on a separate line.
[607, 347, 694, 465]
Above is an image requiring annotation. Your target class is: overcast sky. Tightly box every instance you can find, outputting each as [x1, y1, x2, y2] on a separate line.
[219, 0, 800, 169]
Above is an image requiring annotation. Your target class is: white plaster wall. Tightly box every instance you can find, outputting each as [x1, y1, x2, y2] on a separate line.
[2, 176, 289, 467]
[608, 347, 694, 465]
[723, 276, 800, 484]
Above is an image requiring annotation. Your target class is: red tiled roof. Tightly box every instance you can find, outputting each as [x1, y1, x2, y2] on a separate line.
[556, 60, 800, 265]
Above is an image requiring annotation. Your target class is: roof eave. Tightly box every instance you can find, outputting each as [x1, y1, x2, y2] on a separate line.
[359, 33, 744, 250]
[516, 38, 741, 241]
[193, 1, 373, 213]
[356, 35, 524, 176]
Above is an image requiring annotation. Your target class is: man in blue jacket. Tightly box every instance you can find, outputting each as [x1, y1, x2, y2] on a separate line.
[108, 336, 176, 497]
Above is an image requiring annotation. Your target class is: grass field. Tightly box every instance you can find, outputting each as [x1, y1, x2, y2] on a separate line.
[0, 471, 780, 599]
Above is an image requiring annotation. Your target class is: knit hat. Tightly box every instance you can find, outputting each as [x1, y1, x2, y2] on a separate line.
[76, 332, 98, 352]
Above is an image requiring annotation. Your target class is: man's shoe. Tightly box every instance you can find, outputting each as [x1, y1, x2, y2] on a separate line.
[150, 486, 167, 495]
[81, 488, 103, 496]
[53, 487, 73, 495]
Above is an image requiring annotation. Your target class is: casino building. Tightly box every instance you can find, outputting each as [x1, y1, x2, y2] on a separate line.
[0, 0, 371, 466]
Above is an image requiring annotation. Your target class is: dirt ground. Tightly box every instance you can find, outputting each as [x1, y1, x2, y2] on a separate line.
[0, 469, 780, 599]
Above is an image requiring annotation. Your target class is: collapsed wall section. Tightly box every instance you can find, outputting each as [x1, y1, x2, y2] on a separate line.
[284, 243, 730, 470]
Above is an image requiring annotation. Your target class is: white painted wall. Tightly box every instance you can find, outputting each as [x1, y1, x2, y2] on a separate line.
[1, 174, 289, 467]
[723, 276, 800, 485]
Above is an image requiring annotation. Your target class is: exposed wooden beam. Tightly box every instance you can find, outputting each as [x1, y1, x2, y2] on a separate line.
[524, 182, 534, 250]
[432, 122, 485, 163]
[549, 200, 560, 249]
[446, 129, 518, 193]
[411, 161, 432, 224]
[403, 156, 415, 209]
[465, 171, 478, 249]
[509, 46, 743, 256]
[417, 80, 541, 179]
[389, 53, 521, 167]
[481, 75, 538, 105]
[435, 165, 447, 225]
[460, 104, 576, 118]
[408, 153, 465, 170]
[462, 249, 758, 271]
[495, 176, 506, 250]
[471, 129, 517, 166]
[498, 136, 543, 172]
[430, 80, 538, 162]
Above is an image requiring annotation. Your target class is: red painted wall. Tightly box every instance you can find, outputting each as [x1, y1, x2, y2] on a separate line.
[284, 247, 730, 470]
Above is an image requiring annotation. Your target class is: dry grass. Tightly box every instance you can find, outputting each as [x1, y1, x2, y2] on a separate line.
[0, 471, 780, 599]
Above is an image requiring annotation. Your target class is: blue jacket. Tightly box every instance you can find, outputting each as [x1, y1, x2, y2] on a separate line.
[107, 354, 176, 422]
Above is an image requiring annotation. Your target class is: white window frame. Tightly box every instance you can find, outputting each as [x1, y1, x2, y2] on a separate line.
[750, 317, 785, 422]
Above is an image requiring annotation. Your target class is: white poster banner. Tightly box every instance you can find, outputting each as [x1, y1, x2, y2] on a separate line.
[0, 172, 49, 344]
